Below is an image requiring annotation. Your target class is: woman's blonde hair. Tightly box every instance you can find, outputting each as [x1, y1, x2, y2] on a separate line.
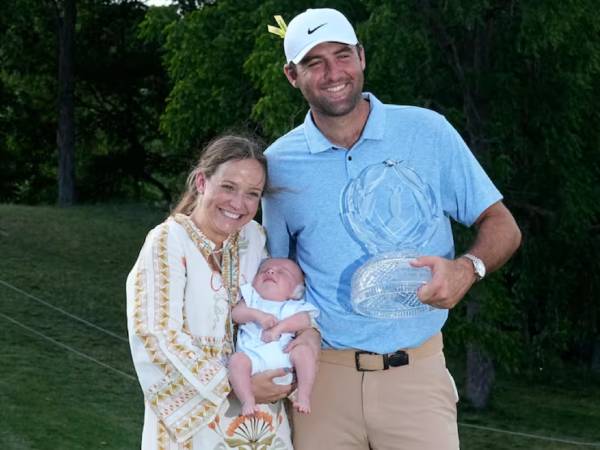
[171, 134, 268, 216]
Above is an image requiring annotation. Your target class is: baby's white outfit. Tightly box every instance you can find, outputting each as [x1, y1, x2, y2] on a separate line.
[236, 283, 319, 384]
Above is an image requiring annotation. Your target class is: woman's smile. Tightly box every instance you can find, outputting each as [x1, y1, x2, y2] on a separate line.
[192, 158, 265, 246]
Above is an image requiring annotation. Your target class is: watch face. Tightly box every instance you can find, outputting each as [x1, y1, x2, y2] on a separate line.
[474, 260, 485, 277]
[464, 254, 485, 279]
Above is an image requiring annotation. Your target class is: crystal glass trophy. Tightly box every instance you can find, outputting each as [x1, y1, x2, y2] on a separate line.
[340, 160, 440, 319]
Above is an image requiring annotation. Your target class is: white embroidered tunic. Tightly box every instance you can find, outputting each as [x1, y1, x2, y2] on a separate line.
[126, 214, 292, 449]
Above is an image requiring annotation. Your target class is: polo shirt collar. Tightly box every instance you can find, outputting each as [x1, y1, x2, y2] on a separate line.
[303, 92, 386, 154]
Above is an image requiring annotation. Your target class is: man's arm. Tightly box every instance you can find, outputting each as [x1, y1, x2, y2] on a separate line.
[231, 300, 278, 329]
[414, 201, 521, 309]
[464, 201, 522, 270]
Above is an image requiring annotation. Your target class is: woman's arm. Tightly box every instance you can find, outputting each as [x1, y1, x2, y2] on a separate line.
[126, 222, 229, 443]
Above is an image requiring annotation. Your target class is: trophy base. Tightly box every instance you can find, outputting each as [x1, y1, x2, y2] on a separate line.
[351, 253, 435, 319]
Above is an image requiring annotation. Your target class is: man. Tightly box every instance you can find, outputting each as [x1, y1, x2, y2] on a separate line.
[262, 8, 521, 450]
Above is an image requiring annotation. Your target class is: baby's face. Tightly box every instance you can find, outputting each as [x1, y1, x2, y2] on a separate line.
[253, 258, 303, 302]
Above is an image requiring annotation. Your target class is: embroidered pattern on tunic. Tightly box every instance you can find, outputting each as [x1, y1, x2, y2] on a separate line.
[158, 421, 168, 450]
[155, 225, 171, 330]
[193, 336, 227, 359]
[173, 400, 219, 439]
[174, 214, 240, 357]
[133, 261, 175, 376]
[208, 408, 286, 449]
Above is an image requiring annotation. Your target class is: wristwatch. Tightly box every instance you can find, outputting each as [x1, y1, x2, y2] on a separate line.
[462, 253, 486, 281]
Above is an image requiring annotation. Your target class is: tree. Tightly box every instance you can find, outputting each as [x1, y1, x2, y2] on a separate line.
[76, 1, 173, 202]
[156, 0, 266, 152]
[0, 0, 58, 203]
[54, 0, 77, 206]
[0, 0, 171, 204]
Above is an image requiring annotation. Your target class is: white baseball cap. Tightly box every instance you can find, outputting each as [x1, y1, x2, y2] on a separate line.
[284, 8, 358, 64]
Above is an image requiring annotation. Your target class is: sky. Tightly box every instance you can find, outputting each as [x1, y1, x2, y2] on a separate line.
[143, 0, 172, 6]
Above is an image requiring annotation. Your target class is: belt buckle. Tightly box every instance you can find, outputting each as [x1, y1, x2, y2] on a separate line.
[355, 350, 379, 371]
[354, 350, 409, 371]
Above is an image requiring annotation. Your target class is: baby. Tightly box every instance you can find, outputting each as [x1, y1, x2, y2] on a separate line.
[229, 258, 319, 416]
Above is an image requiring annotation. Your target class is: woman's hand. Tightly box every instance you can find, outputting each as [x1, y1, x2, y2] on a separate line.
[251, 369, 293, 404]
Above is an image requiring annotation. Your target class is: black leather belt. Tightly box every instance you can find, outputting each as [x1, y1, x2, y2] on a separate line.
[319, 333, 444, 371]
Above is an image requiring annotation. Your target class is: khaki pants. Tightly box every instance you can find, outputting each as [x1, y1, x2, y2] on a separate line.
[292, 333, 459, 450]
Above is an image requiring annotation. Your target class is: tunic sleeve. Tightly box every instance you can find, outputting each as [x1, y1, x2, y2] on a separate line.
[126, 222, 230, 443]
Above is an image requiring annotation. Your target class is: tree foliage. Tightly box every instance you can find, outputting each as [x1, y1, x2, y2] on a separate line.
[0, 0, 170, 204]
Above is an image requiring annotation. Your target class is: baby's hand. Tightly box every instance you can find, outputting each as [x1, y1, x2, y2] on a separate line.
[257, 313, 278, 330]
[261, 328, 281, 343]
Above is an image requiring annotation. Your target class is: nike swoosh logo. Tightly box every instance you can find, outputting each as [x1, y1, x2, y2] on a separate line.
[307, 23, 326, 34]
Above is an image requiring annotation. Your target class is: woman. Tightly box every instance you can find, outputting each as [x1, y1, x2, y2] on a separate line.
[126, 135, 310, 449]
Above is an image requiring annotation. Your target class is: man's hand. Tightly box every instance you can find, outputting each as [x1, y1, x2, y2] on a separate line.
[284, 327, 321, 358]
[257, 312, 278, 330]
[251, 369, 292, 404]
[411, 201, 521, 309]
[412, 256, 476, 309]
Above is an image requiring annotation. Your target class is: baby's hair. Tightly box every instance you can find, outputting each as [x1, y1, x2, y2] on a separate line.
[291, 284, 305, 300]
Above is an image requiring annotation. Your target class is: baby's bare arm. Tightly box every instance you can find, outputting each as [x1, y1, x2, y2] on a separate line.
[262, 312, 312, 342]
[232, 300, 277, 328]
[273, 312, 312, 334]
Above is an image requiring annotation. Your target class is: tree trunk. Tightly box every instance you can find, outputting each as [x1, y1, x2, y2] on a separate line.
[57, 0, 76, 206]
[465, 299, 495, 409]
[591, 337, 600, 373]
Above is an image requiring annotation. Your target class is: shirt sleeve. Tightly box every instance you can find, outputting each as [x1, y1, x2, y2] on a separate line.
[438, 118, 503, 226]
[262, 193, 295, 259]
[126, 222, 230, 443]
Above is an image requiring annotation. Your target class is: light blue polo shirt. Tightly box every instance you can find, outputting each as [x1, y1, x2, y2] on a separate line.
[262, 93, 502, 353]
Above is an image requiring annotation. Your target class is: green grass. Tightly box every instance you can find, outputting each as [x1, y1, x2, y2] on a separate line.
[1, 203, 599, 449]
[0, 203, 165, 450]
[455, 367, 600, 449]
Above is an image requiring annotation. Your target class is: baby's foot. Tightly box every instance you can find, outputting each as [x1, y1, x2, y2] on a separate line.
[241, 401, 260, 416]
[293, 396, 311, 414]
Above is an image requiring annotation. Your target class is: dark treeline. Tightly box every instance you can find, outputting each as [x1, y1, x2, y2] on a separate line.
[1, 0, 599, 406]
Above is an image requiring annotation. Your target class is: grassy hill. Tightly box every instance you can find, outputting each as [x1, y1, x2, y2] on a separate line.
[0, 203, 165, 449]
[0, 203, 598, 449]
